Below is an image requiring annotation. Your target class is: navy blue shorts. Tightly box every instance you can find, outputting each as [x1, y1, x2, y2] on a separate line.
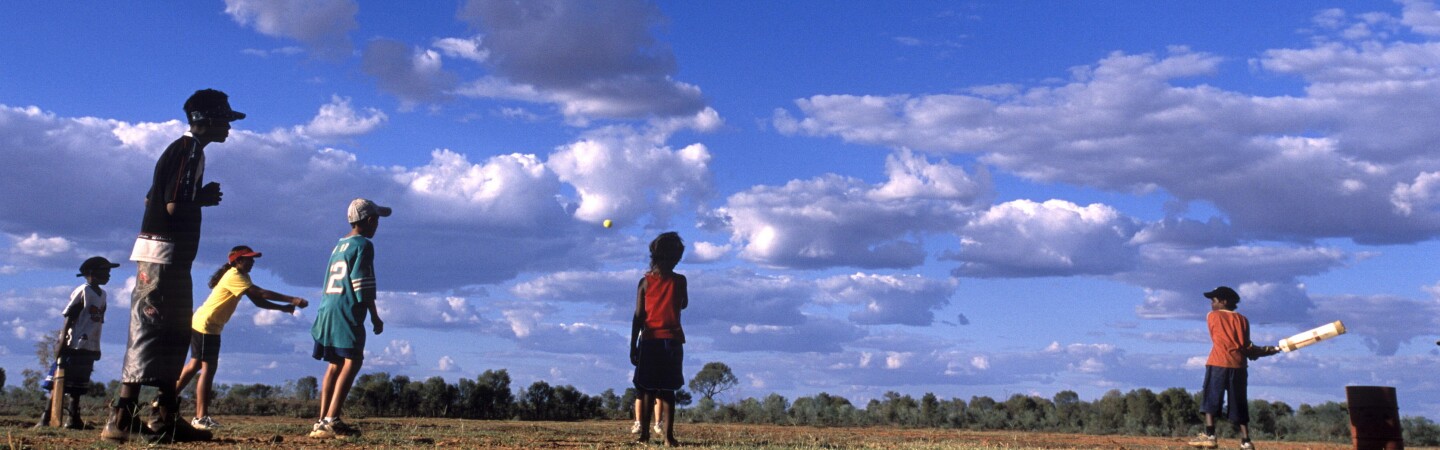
[1201, 365, 1249, 425]
[312, 342, 364, 364]
[60, 350, 99, 391]
[189, 332, 221, 364]
[633, 339, 684, 392]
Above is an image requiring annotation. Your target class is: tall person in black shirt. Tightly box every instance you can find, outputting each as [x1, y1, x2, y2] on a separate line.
[102, 89, 243, 444]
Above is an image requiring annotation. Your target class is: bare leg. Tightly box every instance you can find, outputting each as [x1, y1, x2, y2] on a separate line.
[636, 391, 653, 442]
[1238, 424, 1251, 441]
[317, 362, 340, 420]
[660, 392, 678, 446]
[323, 358, 363, 419]
[175, 358, 201, 395]
[195, 361, 215, 418]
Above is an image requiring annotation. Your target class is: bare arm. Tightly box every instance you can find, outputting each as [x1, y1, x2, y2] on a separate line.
[630, 277, 648, 362]
[366, 299, 383, 334]
[676, 275, 688, 311]
[56, 314, 78, 359]
[243, 286, 307, 312]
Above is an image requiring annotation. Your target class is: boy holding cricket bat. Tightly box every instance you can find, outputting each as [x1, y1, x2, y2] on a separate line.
[1188, 286, 1280, 450]
[35, 256, 119, 429]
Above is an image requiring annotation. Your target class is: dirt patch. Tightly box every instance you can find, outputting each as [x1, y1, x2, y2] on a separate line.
[0, 416, 1404, 449]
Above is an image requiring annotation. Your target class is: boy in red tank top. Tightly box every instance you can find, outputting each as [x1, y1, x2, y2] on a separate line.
[629, 232, 687, 446]
[1187, 286, 1279, 450]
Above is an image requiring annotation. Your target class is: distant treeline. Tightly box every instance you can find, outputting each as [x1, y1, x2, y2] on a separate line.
[3, 367, 1438, 445]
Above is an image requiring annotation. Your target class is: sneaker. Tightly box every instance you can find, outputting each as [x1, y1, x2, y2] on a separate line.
[307, 420, 333, 439]
[191, 416, 221, 430]
[629, 420, 641, 434]
[1187, 433, 1218, 449]
[1239, 441, 1255, 450]
[321, 418, 360, 438]
[653, 420, 665, 434]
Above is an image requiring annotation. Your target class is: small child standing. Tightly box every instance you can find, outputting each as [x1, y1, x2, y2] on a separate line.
[36, 257, 119, 429]
[176, 245, 308, 431]
[1188, 286, 1280, 450]
[308, 198, 390, 439]
[629, 232, 688, 447]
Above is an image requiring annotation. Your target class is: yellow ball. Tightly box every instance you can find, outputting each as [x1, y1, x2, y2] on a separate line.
[603, 219, 613, 228]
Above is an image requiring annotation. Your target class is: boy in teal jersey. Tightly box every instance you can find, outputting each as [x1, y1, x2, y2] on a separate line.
[308, 198, 389, 439]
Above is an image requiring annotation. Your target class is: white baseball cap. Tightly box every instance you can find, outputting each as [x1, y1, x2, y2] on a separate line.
[347, 198, 392, 224]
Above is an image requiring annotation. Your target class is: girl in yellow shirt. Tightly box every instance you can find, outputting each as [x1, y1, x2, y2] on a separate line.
[176, 246, 308, 431]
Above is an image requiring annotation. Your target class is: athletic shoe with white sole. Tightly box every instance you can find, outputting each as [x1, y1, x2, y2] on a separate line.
[190, 416, 220, 430]
[652, 420, 665, 434]
[1239, 441, 1255, 450]
[1187, 433, 1218, 448]
[307, 419, 332, 439]
[322, 418, 360, 438]
[629, 420, 641, 434]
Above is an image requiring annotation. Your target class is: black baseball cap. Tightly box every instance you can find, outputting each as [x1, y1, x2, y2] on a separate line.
[1204, 286, 1240, 302]
[77, 256, 120, 277]
[184, 89, 246, 124]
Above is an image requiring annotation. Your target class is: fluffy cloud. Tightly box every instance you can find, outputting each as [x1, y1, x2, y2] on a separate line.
[817, 273, 958, 326]
[433, 35, 489, 63]
[774, 36, 1440, 244]
[293, 95, 388, 140]
[946, 200, 1140, 278]
[454, 0, 707, 122]
[548, 123, 714, 225]
[375, 292, 493, 330]
[1125, 245, 1345, 322]
[361, 39, 459, 109]
[437, 355, 462, 372]
[714, 315, 865, 353]
[367, 339, 417, 367]
[500, 307, 622, 354]
[686, 269, 813, 327]
[0, 100, 715, 293]
[1311, 291, 1440, 356]
[509, 270, 640, 309]
[224, 0, 357, 59]
[721, 150, 989, 269]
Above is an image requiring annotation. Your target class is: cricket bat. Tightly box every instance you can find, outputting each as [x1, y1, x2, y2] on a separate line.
[47, 325, 68, 427]
[1277, 320, 1346, 352]
[48, 357, 64, 427]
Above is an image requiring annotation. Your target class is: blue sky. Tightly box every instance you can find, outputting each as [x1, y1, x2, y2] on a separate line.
[5, 0, 1440, 418]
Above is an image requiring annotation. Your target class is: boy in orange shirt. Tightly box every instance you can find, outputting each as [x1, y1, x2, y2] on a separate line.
[1188, 286, 1280, 450]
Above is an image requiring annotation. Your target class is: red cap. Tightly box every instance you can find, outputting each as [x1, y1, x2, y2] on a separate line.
[228, 247, 262, 264]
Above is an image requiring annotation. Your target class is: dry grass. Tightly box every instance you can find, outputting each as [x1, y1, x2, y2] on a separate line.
[0, 415, 1392, 449]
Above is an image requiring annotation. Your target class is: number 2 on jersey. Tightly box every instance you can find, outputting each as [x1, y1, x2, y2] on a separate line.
[325, 260, 348, 294]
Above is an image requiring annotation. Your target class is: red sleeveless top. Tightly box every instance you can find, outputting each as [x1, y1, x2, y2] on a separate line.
[643, 272, 684, 341]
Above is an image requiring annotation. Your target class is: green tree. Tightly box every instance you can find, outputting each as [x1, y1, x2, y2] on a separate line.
[520, 380, 557, 420]
[688, 362, 739, 401]
[458, 369, 513, 419]
[1005, 394, 1052, 431]
[1404, 416, 1440, 446]
[419, 376, 456, 417]
[1123, 388, 1161, 434]
[598, 388, 623, 419]
[21, 368, 41, 392]
[1157, 387, 1199, 436]
[762, 393, 789, 424]
[967, 395, 1006, 430]
[353, 372, 396, 416]
[1053, 390, 1084, 431]
[294, 375, 319, 402]
[920, 393, 942, 427]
